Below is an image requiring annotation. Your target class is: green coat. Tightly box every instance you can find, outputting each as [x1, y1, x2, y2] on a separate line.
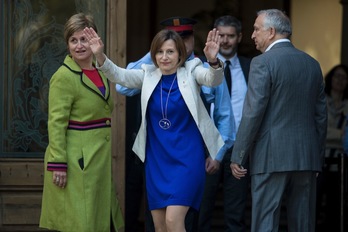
[40, 55, 124, 232]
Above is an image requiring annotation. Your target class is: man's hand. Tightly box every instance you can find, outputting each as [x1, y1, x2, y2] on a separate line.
[230, 162, 247, 179]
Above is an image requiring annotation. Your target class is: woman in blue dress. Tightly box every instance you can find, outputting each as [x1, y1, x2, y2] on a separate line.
[85, 27, 226, 232]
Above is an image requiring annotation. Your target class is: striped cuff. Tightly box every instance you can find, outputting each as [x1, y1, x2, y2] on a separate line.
[47, 162, 68, 171]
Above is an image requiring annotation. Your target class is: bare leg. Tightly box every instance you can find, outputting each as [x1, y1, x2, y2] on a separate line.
[152, 208, 167, 232]
[166, 205, 189, 232]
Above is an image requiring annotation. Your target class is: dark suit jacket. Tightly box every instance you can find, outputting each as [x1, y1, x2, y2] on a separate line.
[238, 55, 251, 84]
[231, 42, 327, 175]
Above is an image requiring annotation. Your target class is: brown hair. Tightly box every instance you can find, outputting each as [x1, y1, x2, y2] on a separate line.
[64, 13, 97, 45]
[150, 29, 187, 68]
[324, 64, 348, 99]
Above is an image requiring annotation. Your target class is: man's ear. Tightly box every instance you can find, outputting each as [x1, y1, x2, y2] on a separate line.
[238, 33, 242, 43]
[269, 27, 276, 39]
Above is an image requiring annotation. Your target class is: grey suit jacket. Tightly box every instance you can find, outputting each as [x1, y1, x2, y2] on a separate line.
[231, 42, 327, 175]
[98, 57, 225, 162]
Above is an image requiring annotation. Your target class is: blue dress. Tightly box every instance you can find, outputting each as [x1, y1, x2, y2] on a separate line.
[145, 73, 205, 211]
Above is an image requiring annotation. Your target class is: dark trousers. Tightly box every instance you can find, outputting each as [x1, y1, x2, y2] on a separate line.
[251, 171, 317, 232]
[198, 150, 250, 232]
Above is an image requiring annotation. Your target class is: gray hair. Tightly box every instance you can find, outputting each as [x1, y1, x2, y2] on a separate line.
[214, 15, 242, 34]
[257, 9, 292, 36]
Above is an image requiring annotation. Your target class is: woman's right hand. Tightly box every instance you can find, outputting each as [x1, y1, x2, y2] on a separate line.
[53, 170, 67, 188]
[84, 27, 107, 66]
[203, 28, 221, 64]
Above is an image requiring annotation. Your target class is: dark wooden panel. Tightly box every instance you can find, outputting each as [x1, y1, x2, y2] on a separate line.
[0, 160, 44, 187]
[1, 192, 42, 225]
[0, 159, 46, 231]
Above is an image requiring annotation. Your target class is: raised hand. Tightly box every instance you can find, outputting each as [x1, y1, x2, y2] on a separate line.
[203, 28, 221, 63]
[84, 27, 106, 66]
[84, 27, 104, 55]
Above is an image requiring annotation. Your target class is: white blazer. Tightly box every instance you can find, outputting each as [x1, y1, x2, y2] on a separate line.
[98, 57, 225, 162]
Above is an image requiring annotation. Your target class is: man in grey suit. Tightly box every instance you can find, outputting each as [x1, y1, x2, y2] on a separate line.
[230, 9, 327, 232]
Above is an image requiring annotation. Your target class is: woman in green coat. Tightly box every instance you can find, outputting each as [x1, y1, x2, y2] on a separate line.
[39, 13, 123, 232]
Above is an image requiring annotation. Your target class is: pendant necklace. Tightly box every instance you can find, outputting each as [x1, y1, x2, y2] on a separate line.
[159, 74, 177, 130]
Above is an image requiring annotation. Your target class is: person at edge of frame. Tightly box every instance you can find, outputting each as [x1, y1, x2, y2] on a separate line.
[230, 9, 327, 232]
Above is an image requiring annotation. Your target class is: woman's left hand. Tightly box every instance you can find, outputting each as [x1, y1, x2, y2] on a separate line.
[205, 156, 220, 174]
[203, 28, 221, 63]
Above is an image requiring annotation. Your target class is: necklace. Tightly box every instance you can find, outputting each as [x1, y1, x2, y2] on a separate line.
[159, 74, 177, 130]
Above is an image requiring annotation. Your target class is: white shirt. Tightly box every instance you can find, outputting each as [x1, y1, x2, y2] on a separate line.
[265, 39, 291, 52]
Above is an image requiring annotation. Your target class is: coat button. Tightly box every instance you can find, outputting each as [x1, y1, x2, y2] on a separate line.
[240, 150, 245, 158]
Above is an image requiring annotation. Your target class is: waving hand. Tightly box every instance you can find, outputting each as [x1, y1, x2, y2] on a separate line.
[84, 27, 106, 66]
[203, 28, 221, 64]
